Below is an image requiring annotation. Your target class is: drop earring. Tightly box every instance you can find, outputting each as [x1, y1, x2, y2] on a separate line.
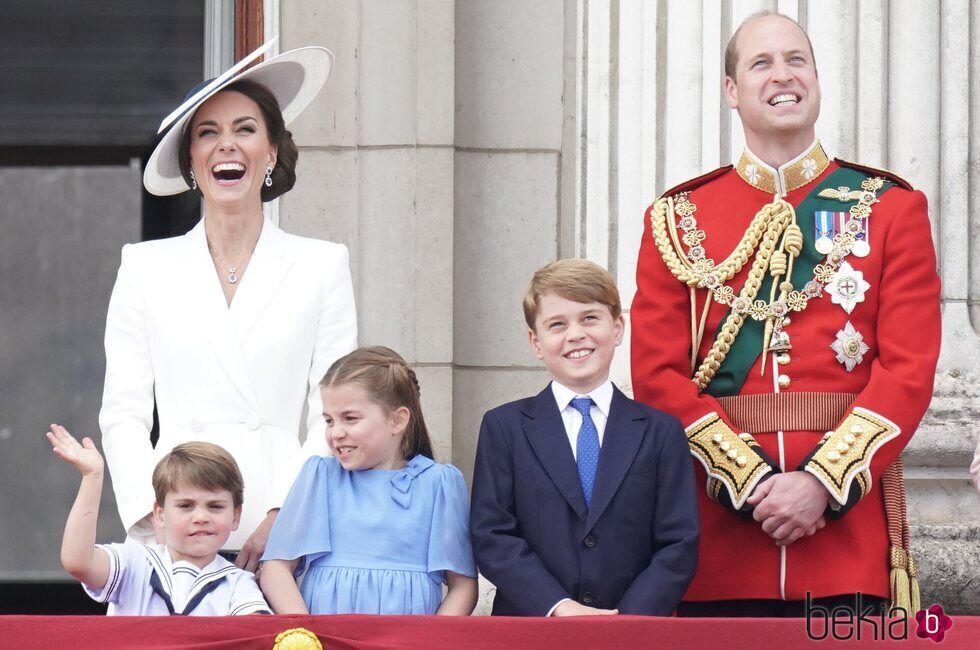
[264, 165, 273, 187]
[189, 170, 197, 191]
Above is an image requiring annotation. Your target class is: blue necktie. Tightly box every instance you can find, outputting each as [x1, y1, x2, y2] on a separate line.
[571, 397, 599, 507]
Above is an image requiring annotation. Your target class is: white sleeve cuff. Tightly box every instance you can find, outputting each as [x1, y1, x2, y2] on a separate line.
[547, 598, 572, 617]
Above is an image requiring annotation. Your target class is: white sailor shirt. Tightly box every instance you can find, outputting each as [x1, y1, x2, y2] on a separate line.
[83, 543, 270, 616]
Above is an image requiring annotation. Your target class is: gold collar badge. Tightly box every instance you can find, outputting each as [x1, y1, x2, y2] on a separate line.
[736, 141, 830, 195]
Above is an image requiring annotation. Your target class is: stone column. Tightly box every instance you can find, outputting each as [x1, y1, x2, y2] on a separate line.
[277, 0, 457, 460]
[452, 0, 568, 480]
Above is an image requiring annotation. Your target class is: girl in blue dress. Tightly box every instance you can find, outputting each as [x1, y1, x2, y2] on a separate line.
[260, 346, 478, 615]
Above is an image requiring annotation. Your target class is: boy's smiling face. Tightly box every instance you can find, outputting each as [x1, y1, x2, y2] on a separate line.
[529, 293, 624, 394]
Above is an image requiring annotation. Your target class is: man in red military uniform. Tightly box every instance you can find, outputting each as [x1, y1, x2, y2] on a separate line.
[631, 11, 941, 616]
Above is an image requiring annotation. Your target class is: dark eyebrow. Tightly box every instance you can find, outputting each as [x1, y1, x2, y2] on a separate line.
[194, 116, 258, 128]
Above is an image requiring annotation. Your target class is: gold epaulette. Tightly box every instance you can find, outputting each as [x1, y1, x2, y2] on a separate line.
[804, 407, 900, 505]
[834, 158, 914, 191]
[686, 413, 773, 509]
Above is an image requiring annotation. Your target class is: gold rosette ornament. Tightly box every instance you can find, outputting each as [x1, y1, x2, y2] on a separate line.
[274, 627, 323, 650]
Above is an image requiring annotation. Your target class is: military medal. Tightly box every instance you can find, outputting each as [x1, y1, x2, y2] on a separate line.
[837, 211, 871, 258]
[852, 218, 870, 257]
[825, 261, 870, 314]
[814, 211, 840, 255]
[831, 321, 869, 372]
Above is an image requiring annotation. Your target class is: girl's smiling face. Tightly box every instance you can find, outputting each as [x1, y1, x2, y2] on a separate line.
[322, 383, 410, 471]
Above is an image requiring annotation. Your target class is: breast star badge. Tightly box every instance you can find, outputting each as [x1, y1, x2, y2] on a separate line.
[825, 261, 870, 314]
[831, 321, 870, 371]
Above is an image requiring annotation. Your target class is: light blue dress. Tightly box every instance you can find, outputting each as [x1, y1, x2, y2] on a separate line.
[263, 454, 477, 615]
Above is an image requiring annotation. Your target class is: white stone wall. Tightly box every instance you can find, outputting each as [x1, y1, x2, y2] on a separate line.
[277, 0, 980, 612]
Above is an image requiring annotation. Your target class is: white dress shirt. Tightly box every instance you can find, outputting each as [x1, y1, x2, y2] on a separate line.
[550, 379, 613, 459]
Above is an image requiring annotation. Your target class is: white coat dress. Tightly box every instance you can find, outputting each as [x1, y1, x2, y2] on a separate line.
[99, 216, 357, 549]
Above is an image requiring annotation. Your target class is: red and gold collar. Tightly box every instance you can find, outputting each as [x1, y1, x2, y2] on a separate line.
[735, 140, 830, 195]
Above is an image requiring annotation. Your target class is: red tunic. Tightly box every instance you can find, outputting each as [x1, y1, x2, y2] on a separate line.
[630, 150, 941, 602]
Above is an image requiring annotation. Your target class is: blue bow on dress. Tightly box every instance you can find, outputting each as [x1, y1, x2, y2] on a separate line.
[389, 455, 434, 509]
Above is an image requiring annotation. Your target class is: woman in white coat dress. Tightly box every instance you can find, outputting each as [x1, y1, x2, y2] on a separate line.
[99, 41, 357, 571]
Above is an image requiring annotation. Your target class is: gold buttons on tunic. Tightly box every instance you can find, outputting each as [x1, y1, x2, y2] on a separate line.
[777, 374, 791, 389]
[776, 354, 791, 366]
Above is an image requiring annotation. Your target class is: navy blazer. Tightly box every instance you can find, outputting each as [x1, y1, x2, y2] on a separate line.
[470, 384, 699, 616]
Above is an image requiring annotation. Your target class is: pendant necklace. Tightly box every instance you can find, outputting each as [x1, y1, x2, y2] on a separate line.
[209, 238, 258, 285]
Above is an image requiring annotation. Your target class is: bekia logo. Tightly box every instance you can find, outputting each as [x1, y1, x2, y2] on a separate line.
[805, 593, 909, 641]
[915, 604, 953, 643]
[805, 594, 956, 643]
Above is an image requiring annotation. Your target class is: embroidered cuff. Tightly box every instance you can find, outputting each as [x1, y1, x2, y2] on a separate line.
[802, 407, 900, 507]
[686, 413, 774, 510]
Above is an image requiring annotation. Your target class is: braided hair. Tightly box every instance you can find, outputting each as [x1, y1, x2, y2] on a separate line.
[319, 346, 434, 460]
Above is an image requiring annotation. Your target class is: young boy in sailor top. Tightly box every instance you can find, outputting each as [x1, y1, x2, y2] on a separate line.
[47, 425, 269, 615]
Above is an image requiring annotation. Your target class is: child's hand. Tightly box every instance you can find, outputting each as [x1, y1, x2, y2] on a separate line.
[47, 424, 104, 477]
[552, 600, 619, 616]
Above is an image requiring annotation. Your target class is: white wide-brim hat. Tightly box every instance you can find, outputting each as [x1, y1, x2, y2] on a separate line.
[143, 38, 334, 196]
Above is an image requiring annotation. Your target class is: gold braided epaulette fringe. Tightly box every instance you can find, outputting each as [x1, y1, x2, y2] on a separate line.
[686, 413, 773, 509]
[804, 407, 900, 505]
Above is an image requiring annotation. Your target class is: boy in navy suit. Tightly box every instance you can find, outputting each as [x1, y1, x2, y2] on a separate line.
[470, 259, 699, 616]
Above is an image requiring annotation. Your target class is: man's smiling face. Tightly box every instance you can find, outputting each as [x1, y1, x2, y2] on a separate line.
[725, 14, 821, 152]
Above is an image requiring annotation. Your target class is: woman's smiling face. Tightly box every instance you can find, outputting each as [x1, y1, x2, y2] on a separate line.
[188, 90, 277, 209]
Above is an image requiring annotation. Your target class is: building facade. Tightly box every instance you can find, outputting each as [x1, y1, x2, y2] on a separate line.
[3, 0, 976, 614]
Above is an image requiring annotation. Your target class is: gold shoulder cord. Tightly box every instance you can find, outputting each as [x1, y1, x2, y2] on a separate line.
[650, 177, 884, 392]
[649, 196, 795, 389]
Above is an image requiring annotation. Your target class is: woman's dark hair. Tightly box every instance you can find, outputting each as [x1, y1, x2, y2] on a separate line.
[177, 79, 299, 201]
[319, 346, 435, 461]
